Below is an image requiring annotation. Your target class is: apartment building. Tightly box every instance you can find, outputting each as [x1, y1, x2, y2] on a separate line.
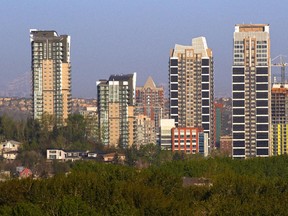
[232, 24, 270, 158]
[30, 29, 71, 124]
[97, 73, 136, 147]
[169, 37, 214, 150]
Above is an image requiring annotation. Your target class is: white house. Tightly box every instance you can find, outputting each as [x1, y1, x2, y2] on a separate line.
[46, 149, 66, 160]
[0, 140, 22, 160]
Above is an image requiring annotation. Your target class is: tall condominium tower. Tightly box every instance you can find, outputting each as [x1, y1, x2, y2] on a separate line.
[97, 73, 136, 147]
[135, 76, 164, 142]
[169, 37, 214, 148]
[232, 24, 271, 158]
[271, 84, 288, 155]
[30, 30, 71, 123]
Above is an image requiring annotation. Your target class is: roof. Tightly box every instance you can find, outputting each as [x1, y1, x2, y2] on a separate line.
[109, 74, 134, 81]
[182, 177, 212, 187]
[172, 37, 209, 58]
[0, 140, 21, 146]
[143, 76, 156, 89]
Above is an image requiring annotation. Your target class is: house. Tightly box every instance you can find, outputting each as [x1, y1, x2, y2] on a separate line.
[87, 152, 98, 158]
[19, 168, 32, 179]
[47, 149, 66, 160]
[3, 150, 18, 160]
[65, 151, 87, 161]
[97, 152, 126, 163]
[16, 166, 32, 179]
[0, 140, 22, 159]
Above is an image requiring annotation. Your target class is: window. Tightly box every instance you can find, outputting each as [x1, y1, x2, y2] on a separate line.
[233, 84, 244, 91]
[233, 133, 245, 139]
[233, 149, 245, 155]
[233, 124, 244, 131]
[202, 83, 209, 90]
[233, 100, 244, 107]
[257, 141, 268, 147]
[233, 108, 244, 115]
[233, 141, 245, 147]
[202, 59, 209, 66]
[202, 100, 209, 106]
[233, 116, 244, 123]
[233, 76, 244, 82]
[256, 76, 268, 82]
[257, 108, 268, 115]
[171, 92, 178, 98]
[171, 84, 178, 90]
[256, 100, 268, 107]
[257, 149, 268, 155]
[202, 116, 209, 122]
[256, 67, 268, 74]
[256, 84, 268, 91]
[170, 76, 178, 82]
[170, 59, 178, 66]
[233, 68, 244, 74]
[233, 92, 244, 99]
[256, 92, 268, 98]
[202, 76, 209, 82]
[202, 68, 209, 74]
[257, 133, 268, 139]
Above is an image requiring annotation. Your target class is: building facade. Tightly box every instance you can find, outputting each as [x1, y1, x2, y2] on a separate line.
[214, 103, 223, 148]
[232, 24, 271, 158]
[97, 73, 136, 147]
[169, 37, 214, 149]
[171, 127, 208, 156]
[30, 30, 71, 124]
[220, 135, 232, 156]
[135, 76, 164, 140]
[135, 115, 156, 145]
[159, 119, 175, 150]
[271, 84, 288, 155]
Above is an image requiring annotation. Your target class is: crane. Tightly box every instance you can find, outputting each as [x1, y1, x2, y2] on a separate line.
[272, 55, 288, 87]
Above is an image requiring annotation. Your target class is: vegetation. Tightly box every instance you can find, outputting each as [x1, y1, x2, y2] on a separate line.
[0, 113, 103, 153]
[1, 113, 288, 214]
[1, 156, 288, 215]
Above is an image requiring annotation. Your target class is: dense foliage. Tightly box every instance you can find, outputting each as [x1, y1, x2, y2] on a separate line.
[1, 156, 288, 215]
[0, 113, 102, 153]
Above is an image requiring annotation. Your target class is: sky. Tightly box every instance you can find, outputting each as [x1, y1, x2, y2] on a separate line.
[0, 0, 288, 98]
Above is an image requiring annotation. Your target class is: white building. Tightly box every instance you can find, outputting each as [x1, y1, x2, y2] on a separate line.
[46, 149, 66, 160]
[159, 119, 175, 150]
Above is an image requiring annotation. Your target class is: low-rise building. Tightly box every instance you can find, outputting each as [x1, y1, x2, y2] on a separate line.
[16, 166, 32, 179]
[172, 127, 209, 156]
[220, 135, 232, 156]
[47, 149, 66, 160]
[65, 151, 87, 161]
[97, 152, 125, 163]
[159, 119, 175, 150]
[0, 140, 22, 160]
[0, 140, 21, 154]
[135, 115, 156, 146]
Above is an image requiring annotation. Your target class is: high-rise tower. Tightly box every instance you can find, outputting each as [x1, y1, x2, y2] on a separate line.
[97, 73, 136, 147]
[30, 29, 71, 124]
[169, 37, 214, 149]
[232, 24, 271, 158]
[271, 84, 288, 155]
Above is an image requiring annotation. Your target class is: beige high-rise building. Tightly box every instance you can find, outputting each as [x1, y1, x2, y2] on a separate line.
[169, 37, 214, 150]
[97, 73, 136, 147]
[232, 24, 271, 158]
[30, 30, 71, 124]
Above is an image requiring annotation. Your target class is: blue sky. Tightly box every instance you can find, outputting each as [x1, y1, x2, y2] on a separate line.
[0, 0, 288, 98]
